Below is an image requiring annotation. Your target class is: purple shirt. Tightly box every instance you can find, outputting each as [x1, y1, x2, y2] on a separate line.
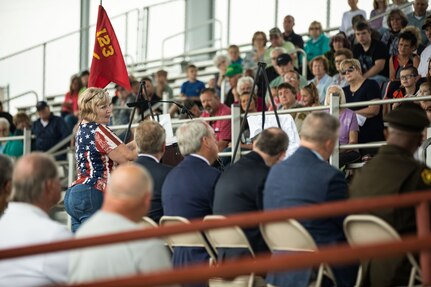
[339, 108, 359, 145]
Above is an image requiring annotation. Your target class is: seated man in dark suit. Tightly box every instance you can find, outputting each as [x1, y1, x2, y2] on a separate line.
[263, 112, 356, 287]
[213, 128, 288, 258]
[134, 120, 172, 223]
[31, 101, 69, 159]
[162, 120, 221, 286]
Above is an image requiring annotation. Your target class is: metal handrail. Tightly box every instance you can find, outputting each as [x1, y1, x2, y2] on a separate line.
[161, 18, 223, 68]
[0, 8, 141, 62]
[2, 90, 38, 107]
[1, 190, 430, 285]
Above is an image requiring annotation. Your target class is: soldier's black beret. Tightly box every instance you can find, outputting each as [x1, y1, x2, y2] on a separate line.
[384, 102, 429, 132]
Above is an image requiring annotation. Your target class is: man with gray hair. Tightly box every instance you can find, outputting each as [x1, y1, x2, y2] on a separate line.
[162, 120, 220, 282]
[134, 120, 172, 223]
[0, 153, 72, 286]
[69, 163, 172, 283]
[263, 112, 356, 287]
[0, 154, 13, 216]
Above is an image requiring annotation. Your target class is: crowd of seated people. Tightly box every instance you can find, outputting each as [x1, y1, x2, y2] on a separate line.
[2, 2, 431, 286]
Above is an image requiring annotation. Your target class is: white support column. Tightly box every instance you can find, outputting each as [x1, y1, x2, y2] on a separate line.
[79, 0, 90, 71]
[231, 104, 241, 163]
[23, 128, 31, 155]
[330, 93, 340, 168]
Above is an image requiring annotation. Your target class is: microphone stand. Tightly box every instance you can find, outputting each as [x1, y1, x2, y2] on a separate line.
[230, 62, 281, 164]
[123, 80, 145, 142]
[142, 82, 155, 121]
[156, 100, 194, 120]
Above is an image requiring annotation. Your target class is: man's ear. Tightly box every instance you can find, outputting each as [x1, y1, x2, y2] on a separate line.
[4, 180, 12, 199]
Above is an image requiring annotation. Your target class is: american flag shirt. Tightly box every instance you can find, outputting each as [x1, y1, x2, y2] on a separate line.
[71, 123, 122, 192]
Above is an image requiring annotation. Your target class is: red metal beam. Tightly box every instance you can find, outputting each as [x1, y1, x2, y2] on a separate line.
[60, 235, 431, 287]
[1, 191, 431, 260]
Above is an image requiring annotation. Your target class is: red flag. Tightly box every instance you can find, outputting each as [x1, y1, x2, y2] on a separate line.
[88, 5, 131, 90]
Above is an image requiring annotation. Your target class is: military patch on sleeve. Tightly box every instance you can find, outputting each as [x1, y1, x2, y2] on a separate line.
[421, 168, 431, 185]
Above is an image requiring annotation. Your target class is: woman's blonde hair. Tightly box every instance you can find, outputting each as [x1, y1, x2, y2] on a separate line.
[340, 58, 362, 73]
[79, 88, 111, 122]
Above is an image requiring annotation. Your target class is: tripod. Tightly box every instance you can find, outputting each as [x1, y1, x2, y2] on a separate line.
[231, 62, 281, 164]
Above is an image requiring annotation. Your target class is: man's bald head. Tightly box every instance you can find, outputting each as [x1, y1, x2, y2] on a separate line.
[104, 163, 153, 222]
[12, 152, 58, 205]
[107, 163, 153, 199]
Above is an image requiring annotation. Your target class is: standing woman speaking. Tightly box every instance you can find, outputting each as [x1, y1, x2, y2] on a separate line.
[64, 88, 138, 232]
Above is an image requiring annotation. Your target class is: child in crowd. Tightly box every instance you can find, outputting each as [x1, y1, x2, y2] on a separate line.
[418, 82, 431, 122]
[389, 66, 420, 110]
[300, 82, 320, 107]
[227, 45, 243, 66]
[154, 69, 173, 100]
[179, 64, 206, 103]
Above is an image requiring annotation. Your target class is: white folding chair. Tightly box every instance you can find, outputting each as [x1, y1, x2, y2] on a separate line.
[260, 219, 336, 287]
[159, 216, 217, 265]
[343, 214, 422, 287]
[139, 216, 159, 228]
[139, 216, 173, 253]
[203, 215, 266, 287]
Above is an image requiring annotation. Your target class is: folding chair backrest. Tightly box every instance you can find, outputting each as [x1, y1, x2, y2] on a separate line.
[343, 214, 401, 245]
[260, 219, 318, 252]
[260, 219, 337, 287]
[344, 214, 421, 279]
[204, 215, 255, 256]
[139, 216, 158, 228]
[160, 215, 217, 261]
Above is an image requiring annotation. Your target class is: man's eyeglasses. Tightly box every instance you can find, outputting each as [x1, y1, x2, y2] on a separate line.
[341, 66, 355, 75]
[309, 27, 320, 30]
[400, 74, 417, 81]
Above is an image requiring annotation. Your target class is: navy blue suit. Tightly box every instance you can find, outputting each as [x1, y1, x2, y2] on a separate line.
[162, 155, 220, 287]
[263, 146, 356, 287]
[135, 155, 172, 223]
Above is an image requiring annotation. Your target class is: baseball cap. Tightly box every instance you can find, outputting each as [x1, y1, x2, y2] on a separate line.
[269, 27, 282, 36]
[225, 63, 243, 77]
[276, 53, 292, 66]
[36, 101, 49, 111]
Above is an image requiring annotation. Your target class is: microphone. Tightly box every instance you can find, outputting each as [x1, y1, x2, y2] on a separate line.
[127, 99, 194, 120]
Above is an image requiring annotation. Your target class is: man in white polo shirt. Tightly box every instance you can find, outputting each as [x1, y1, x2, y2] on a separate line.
[0, 153, 72, 286]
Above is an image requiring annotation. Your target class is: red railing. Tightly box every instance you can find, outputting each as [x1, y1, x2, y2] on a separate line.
[1, 191, 430, 286]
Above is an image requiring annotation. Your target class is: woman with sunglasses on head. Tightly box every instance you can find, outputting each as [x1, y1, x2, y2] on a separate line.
[341, 59, 384, 155]
[64, 88, 138, 232]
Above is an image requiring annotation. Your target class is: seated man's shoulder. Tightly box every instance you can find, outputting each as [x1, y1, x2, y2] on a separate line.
[417, 165, 431, 189]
